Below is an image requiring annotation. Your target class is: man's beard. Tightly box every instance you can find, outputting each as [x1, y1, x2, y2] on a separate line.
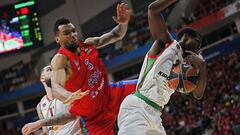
[45, 78, 52, 88]
[65, 44, 78, 52]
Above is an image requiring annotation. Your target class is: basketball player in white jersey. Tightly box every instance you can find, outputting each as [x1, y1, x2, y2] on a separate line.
[22, 65, 81, 135]
[117, 0, 207, 135]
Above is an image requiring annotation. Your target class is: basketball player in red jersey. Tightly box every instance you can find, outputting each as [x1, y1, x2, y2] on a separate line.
[21, 3, 137, 135]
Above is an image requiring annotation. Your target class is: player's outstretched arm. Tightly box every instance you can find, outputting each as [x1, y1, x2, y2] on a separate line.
[22, 112, 76, 135]
[148, 0, 176, 56]
[51, 54, 89, 103]
[40, 112, 76, 126]
[184, 51, 207, 99]
[84, 3, 130, 48]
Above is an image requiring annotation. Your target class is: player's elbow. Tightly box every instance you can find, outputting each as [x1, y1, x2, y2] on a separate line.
[148, 5, 157, 14]
[148, 2, 163, 14]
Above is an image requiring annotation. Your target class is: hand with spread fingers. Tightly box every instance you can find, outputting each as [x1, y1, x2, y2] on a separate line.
[63, 89, 90, 104]
[22, 121, 42, 135]
[184, 50, 205, 67]
[112, 3, 131, 24]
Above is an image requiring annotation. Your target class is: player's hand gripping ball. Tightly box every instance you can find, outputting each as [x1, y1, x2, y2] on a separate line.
[168, 63, 199, 93]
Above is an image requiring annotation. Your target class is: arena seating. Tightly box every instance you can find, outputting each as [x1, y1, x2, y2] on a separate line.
[0, 62, 37, 93]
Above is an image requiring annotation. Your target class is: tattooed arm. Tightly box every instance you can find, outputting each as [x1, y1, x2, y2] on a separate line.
[39, 112, 76, 126]
[84, 23, 128, 48]
[84, 3, 130, 48]
[21, 112, 77, 135]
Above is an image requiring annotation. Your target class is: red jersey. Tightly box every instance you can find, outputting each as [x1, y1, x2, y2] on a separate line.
[57, 42, 110, 119]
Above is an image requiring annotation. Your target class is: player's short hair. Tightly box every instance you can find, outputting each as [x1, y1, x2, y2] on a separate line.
[177, 27, 202, 45]
[54, 18, 71, 35]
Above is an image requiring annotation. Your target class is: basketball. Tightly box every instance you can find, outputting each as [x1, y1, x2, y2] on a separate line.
[168, 63, 199, 93]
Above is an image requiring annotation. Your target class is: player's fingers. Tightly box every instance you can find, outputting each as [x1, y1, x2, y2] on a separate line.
[163, 83, 169, 89]
[123, 3, 128, 11]
[119, 3, 124, 12]
[160, 85, 168, 90]
[63, 98, 71, 104]
[162, 80, 167, 85]
[120, 3, 126, 12]
[112, 16, 119, 23]
[76, 89, 85, 95]
[185, 50, 196, 55]
[22, 126, 25, 132]
[185, 55, 193, 60]
[160, 80, 168, 89]
[75, 89, 89, 97]
[121, 5, 130, 17]
[22, 129, 25, 134]
[26, 130, 31, 135]
[23, 128, 29, 135]
[22, 127, 28, 133]
[81, 90, 90, 96]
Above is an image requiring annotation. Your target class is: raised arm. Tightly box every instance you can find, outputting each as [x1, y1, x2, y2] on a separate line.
[84, 3, 130, 48]
[51, 54, 89, 103]
[148, 0, 176, 56]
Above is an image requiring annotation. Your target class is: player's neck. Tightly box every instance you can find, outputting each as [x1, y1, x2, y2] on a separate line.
[44, 87, 54, 100]
[64, 46, 79, 55]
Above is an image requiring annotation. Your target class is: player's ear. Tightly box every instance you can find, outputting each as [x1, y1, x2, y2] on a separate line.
[55, 37, 60, 43]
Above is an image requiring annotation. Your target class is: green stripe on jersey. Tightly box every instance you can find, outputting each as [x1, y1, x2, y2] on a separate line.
[137, 57, 156, 91]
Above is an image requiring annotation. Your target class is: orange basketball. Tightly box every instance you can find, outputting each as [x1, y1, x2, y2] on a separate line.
[168, 63, 199, 93]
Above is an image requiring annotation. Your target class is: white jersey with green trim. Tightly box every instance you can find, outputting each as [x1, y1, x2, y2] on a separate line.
[136, 40, 183, 107]
[39, 96, 80, 135]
